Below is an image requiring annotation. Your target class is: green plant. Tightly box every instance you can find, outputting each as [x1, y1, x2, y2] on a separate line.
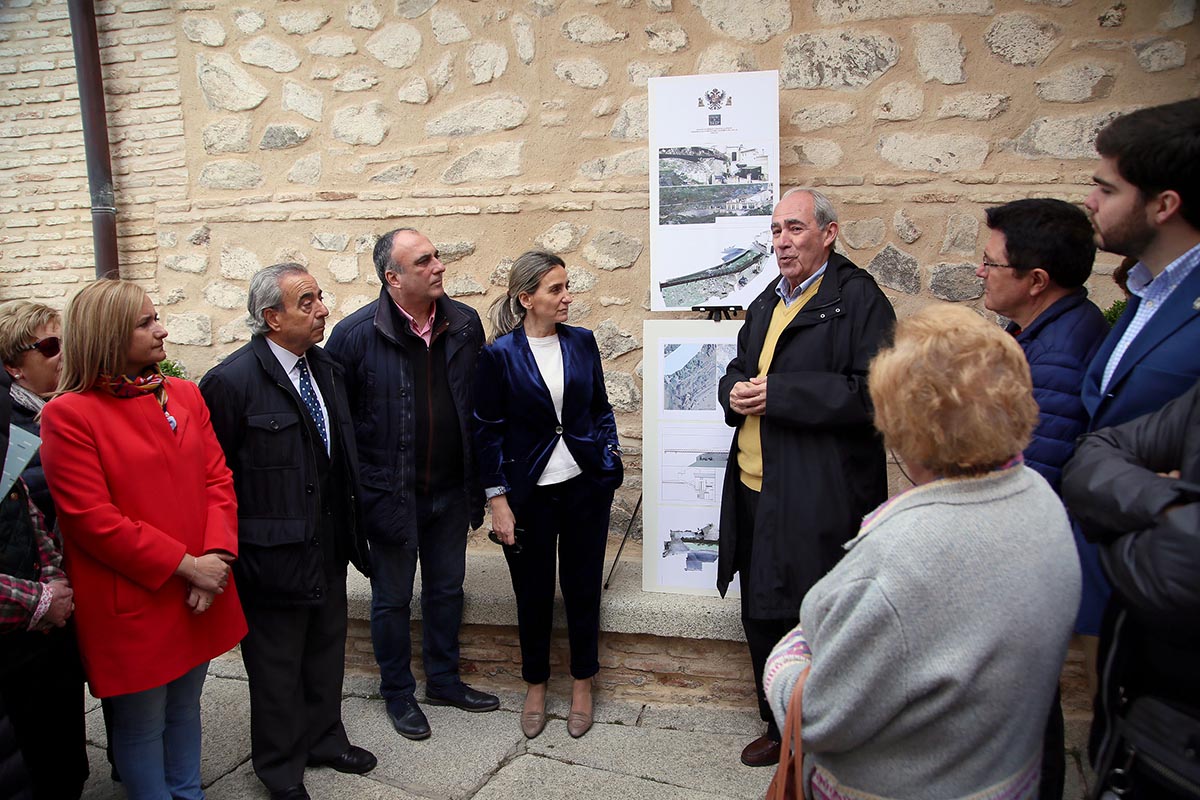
[159, 358, 187, 379]
[1103, 298, 1128, 327]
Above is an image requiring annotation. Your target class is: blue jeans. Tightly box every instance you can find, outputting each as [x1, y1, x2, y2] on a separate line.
[369, 487, 468, 701]
[106, 661, 209, 800]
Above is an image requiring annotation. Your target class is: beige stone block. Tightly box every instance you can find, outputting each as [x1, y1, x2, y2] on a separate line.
[562, 14, 629, 45]
[239, 36, 301, 74]
[879, 133, 988, 172]
[307, 36, 356, 58]
[196, 54, 268, 111]
[781, 30, 899, 90]
[694, 42, 758, 74]
[1035, 62, 1115, 103]
[220, 245, 261, 280]
[986, 12, 1062, 66]
[346, 1, 382, 30]
[1009, 110, 1124, 159]
[627, 61, 669, 87]
[467, 41, 508, 85]
[165, 312, 212, 346]
[645, 21, 687, 54]
[913, 22, 965, 84]
[332, 101, 390, 146]
[365, 23, 422, 69]
[816, 0, 991, 22]
[692, 0, 791, 44]
[875, 81, 923, 121]
[937, 92, 1010, 121]
[511, 14, 535, 65]
[609, 96, 647, 141]
[181, 17, 225, 47]
[1132, 36, 1187, 72]
[426, 93, 528, 137]
[431, 7, 470, 45]
[554, 58, 609, 89]
[282, 81, 323, 121]
[278, 10, 330, 36]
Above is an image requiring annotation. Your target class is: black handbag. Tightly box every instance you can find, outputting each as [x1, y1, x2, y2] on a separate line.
[1092, 695, 1200, 799]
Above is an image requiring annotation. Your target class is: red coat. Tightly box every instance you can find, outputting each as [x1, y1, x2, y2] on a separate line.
[39, 379, 246, 698]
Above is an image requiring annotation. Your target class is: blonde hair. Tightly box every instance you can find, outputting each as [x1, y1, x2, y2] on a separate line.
[868, 304, 1037, 477]
[55, 279, 149, 396]
[0, 300, 60, 366]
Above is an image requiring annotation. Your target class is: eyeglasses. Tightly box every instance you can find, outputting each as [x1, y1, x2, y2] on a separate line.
[980, 257, 1015, 273]
[18, 336, 61, 359]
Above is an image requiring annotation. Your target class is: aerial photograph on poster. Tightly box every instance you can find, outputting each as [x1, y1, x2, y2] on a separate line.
[658, 144, 773, 225]
[656, 228, 772, 309]
[661, 342, 737, 414]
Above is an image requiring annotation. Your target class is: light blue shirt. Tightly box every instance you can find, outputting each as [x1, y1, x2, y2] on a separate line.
[1101, 241, 1200, 393]
[775, 261, 828, 308]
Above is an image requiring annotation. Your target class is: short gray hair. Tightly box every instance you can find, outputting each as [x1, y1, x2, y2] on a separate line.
[781, 187, 838, 228]
[247, 262, 310, 336]
[372, 227, 420, 284]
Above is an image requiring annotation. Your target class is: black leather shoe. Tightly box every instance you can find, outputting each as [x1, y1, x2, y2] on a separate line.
[387, 696, 431, 740]
[307, 744, 377, 775]
[740, 734, 781, 767]
[270, 786, 310, 800]
[425, 683, 500, 712]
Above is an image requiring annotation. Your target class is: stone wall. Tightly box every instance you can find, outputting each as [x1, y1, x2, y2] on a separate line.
[0, 0, 1196, 525]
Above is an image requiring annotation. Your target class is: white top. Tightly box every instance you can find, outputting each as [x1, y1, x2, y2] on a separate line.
[527, 333, 583, 486]
[265, 337, 331, 455]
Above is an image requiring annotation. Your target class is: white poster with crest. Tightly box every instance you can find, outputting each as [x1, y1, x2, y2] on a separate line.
[648, 71, 781, 312]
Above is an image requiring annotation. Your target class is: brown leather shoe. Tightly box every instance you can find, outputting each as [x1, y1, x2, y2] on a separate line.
[566, 708, 593, 739]
[740, 734, 781, 767]
[521, 708, 546, 739]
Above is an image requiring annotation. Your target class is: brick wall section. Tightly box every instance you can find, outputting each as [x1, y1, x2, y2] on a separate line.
[0, 0, 189, 297]
[347, 619, 758, 709]
[346, 618, 1087, 718]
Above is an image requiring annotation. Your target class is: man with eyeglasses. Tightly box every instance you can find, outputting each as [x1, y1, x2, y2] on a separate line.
[976, 198, 1108, 800]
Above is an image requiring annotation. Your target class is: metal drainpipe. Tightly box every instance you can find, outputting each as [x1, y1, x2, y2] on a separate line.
[67, 0, 118, 280]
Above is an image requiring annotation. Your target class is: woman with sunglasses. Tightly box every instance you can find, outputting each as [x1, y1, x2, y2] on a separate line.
[0, 301, 63, 529]
[0, 303, 87, 798]
[474, 250, 623, 740]
[39, 280, 247, 800]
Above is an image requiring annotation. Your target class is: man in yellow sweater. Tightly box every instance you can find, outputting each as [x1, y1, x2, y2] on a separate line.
[717, 188, 896, 767]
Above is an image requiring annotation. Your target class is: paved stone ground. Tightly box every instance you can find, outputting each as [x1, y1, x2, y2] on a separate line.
[78, 654, 1093, 800]
[79, 653, 774, 800]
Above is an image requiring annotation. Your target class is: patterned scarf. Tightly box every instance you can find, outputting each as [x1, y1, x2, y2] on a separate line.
[97, 368, 176, 431]
[9, 381, 45, 415]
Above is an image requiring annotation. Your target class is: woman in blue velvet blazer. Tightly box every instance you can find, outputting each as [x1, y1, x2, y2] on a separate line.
[473, 250, 622, 742]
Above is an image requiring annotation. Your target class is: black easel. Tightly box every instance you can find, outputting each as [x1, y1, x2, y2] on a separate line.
[691, 305, 741, 322]
[603, 494, 642, 590]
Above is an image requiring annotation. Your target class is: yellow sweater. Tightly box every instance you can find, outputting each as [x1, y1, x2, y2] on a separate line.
[737, 277, 823, 491]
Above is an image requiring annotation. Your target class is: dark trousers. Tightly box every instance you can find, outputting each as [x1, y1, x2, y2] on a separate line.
[0, 626, 87, 799]
[735, 481, 798, 742]
[369, 487, 468, 700]
[1040, 687, 1065, 800]
[240, 571, 351, 792]
[503, 474, 613, 685]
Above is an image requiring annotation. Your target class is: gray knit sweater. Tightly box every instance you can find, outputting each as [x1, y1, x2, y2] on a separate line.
[776, 466, 1080, 799]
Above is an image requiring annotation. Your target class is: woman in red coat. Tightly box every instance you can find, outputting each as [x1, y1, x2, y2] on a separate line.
[40, 279, 246, 800]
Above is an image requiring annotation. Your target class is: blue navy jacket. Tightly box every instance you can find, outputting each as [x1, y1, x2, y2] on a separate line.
[1011, 288, 1109, 493]
[1074, 263, 1200, 634]
[1083, 266, 1200, 432]
[325, 288, 486, 544]
[472, 324, 622, 515]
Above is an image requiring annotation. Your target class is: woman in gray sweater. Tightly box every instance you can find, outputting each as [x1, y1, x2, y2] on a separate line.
[765, 304, 1081, 800]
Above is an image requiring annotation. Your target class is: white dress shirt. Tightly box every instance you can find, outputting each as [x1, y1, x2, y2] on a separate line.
[265, 337, 331, 455]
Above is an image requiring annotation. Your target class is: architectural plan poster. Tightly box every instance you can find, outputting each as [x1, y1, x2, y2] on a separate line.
[648, 70, 780, 312]
[643, 319, 742, 597]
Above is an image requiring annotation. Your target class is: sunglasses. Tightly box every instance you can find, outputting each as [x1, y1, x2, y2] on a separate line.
[18, 336, 61, 359]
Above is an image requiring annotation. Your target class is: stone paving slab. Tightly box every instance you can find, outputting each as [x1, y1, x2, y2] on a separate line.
[473, 753, 734, 800]
[83, 675, 252, 791]
[638, 703, 763, 736]
[206, 761, 429, 800]
[340, 697, 526, 799]
[528, 720, 772, 800]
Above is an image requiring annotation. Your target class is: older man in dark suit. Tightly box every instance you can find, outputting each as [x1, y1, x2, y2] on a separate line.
[200, 263, 374, 800]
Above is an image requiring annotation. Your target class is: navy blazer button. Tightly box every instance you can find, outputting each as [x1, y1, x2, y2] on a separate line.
[270, 420, 279, 430]
[555, 425, 563, 434]
[312, 537, 320, 547]
[306, 484, 314, 494]
[819, 313, 826, 319]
